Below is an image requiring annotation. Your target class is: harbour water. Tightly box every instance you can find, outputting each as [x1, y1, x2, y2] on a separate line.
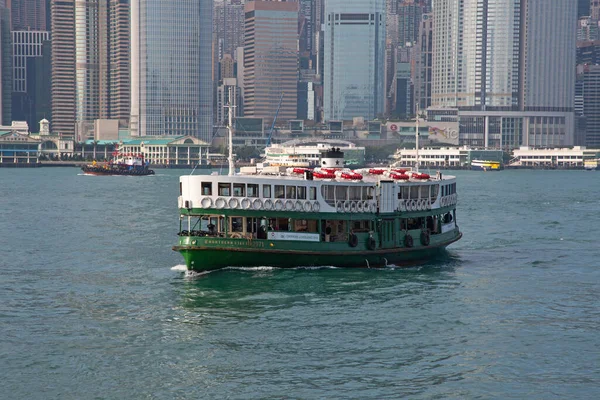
[1, 168, 599, 399]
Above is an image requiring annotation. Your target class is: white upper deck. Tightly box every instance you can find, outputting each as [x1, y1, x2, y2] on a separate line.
[179, 166, 458, 215]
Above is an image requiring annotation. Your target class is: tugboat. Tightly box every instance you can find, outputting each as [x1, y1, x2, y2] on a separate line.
[81, 150, 154, 176]
[172, 103, 461, 272]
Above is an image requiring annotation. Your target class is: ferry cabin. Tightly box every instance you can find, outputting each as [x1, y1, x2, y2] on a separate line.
[175, 172, 460, 269]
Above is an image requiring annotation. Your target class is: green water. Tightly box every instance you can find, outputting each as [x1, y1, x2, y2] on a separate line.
[1, 168, 599, 399]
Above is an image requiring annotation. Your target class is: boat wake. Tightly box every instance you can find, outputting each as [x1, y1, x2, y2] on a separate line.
[171, 264, 187, 271]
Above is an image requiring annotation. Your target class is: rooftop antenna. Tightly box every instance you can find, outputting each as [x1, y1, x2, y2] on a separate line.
[226, 87, 236, 176]
[415, 102, 420, 173]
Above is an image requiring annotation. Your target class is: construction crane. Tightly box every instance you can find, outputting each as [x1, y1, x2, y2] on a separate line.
[266, 92, 284, 148]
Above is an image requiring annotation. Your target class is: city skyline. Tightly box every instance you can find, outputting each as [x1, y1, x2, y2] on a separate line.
[0, 0, 592, 150]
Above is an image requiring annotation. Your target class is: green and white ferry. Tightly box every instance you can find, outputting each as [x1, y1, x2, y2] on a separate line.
[173, 108, 461, 272]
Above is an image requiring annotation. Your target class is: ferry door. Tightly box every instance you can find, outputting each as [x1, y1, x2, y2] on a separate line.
[380, 218, 396, 248]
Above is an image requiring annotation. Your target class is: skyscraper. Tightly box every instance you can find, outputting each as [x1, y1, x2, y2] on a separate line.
[243, 1, 298, 122]
[12, 31, 50, 131]
[0, 1, 10, 125]
[579, 0, 590, 18]
[431, 0, 576, 148]
[324, 0, 386, 121]
[130, 0, 213, 140]
[11, 0, 48, 30]
[214, 0, 245, 62]
[50, 0, 75, 135]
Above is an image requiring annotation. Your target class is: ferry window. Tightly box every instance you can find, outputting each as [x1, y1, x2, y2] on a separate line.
[410, 186, 419, 199]
[230, 217, 243, 232]
[321, 185, 335, 205]
[335, 185, 348, 201]
[402, 186, 410, 199]
[262, 184, 271, 198]
[352, 220, 370, 232]
[309, 187, 317, 200]
[179, 182, 182, 195]
[275, 185, 285, 199]
[349, 186, 361, 200]
[420, 185, 428, 199]
[233, 183, 245, 197]
[431, 184, 439, 200]
[201, 182, 212, 195]
[276, 218, 289, 231]
[247, 184, 259, 197]
[218, 182, 231, 196]
[286, 186, 297, 199]
[366, 186, 375, 200]
[297, 186, 307, 200]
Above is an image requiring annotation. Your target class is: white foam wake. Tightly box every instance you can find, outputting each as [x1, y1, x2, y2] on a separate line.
[170, 264, 188, 271]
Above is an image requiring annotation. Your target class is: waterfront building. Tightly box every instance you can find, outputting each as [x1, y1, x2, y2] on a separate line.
[510, 146, 600, 168]
[323, 0, 386, 122]
[430, 0, 576, 149]
[113, 136, 210, 167]
[392, 146, 503, 168]
[130, 0, 213, 140]
[243, 1, 298, 122]
[0, 128, 41, 165]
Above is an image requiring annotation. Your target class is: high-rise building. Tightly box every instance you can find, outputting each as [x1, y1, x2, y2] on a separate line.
[577, 64, 600, 147]
[0, 1, 10, 125]
[130, 0, 213, 139]
[243, 1, 298, 122]
[592, 1, 600, 20]
[214, 0, 245, 62]
[71, 0, 131, 140]
[577, 0, 590, 18]
[413, 12, 433, 110]
[50, 0, 75, 135]
[431, 0, 576, 148]
[579, 0, 590, 18]
[51, 0, 130, 139]
[324, 0, 386, 121]
[12, 31, 50, 131]
[11, 0, 48, 30]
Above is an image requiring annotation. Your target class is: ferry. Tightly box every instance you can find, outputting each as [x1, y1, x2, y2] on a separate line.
[470, 159, 502, 171]
[172, 106, 461, 272]
[584, 159, 599, 171]
[81, 150, 154, 176]
[263, 141, 365, 168]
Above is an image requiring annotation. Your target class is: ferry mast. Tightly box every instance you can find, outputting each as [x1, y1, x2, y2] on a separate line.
[415, 103, 420, 173]
[226, 88, 236, 176]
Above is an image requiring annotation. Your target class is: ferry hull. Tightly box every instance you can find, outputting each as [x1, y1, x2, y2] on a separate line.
[81, 166, 155, 176]
[173, 231, 461, 272]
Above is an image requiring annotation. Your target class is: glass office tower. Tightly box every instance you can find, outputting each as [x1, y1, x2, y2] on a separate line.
[323, 0, 385, 122]
[131, 0, 213, 140]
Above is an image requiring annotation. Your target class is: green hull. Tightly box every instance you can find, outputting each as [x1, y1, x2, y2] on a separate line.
[173, 230, 462, 272]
